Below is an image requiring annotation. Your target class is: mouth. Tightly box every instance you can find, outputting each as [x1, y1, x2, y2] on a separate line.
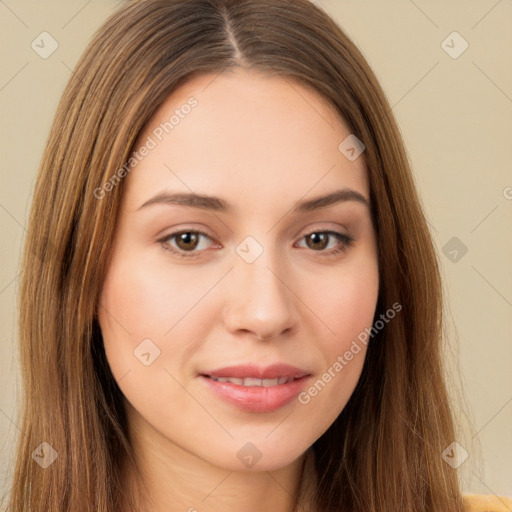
[198, 372, 311, 413]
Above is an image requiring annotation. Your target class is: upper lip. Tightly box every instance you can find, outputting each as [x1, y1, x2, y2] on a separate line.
[201, 363, 310, 380]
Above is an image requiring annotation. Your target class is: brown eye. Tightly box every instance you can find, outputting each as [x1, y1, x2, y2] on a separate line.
[296, 230, 354, 256]
[305, 232, 329, 250]
[158, 230, 215, 257]
[175, 232, 201, 251]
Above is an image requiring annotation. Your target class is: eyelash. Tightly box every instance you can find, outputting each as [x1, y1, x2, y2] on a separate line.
[157, 229, 354, 259]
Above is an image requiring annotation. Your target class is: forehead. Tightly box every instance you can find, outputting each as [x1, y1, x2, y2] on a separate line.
[123, 69, 368, 211]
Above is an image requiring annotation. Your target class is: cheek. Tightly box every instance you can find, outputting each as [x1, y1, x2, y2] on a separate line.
[97, 253, 220, 386]
[97, 258, 200, 424]
[296, 258, 378, 427]
[307, 256, 379, 348]
[97, 255, 170, 382]
[334, 276, 378, 337]
[98, 252, 212, 339]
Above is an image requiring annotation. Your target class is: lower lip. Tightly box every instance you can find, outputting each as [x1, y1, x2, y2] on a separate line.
[199, 375, 310, 413]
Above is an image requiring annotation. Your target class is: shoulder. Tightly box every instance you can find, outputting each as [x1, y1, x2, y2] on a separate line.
[463, 494, 512, 512]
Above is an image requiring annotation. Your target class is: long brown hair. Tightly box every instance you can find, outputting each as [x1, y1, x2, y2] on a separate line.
[6, 0, 466, 510]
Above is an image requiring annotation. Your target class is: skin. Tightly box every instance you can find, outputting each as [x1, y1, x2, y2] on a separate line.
[98, 68, 379, 512]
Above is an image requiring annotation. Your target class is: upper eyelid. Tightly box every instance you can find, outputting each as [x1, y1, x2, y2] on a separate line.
[160, 225, 350, 240]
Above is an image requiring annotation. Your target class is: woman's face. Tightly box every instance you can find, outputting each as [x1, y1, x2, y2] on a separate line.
[98, 69, 379, 471]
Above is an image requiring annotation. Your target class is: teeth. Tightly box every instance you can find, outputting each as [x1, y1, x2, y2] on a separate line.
[210, 376, 295, 386]
[214, 377, 244, 385]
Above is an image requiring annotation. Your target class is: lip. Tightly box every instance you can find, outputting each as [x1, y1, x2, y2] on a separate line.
[201, 363, 310, 380]
[199, 374, 311, 412]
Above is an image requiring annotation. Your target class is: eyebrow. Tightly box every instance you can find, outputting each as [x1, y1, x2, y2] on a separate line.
[137, 188, 370, 213]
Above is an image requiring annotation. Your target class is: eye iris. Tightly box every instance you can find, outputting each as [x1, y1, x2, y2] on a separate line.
[176, 232, 199, 251]
[306, 232, 328, 250]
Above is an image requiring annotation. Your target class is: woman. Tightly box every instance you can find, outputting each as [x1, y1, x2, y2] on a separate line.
[6, 0, 505, 510]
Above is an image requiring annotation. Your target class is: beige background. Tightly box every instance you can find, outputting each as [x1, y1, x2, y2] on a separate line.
[0, 0, 511, 504]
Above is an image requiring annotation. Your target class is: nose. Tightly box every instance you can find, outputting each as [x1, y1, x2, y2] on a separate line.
[222, 249, 300, 341]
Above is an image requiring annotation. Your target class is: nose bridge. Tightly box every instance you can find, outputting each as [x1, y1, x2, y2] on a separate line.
[223, 235, 299, 339]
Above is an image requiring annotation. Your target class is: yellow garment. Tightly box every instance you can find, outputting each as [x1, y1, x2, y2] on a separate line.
[464, 494, 512, 512]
